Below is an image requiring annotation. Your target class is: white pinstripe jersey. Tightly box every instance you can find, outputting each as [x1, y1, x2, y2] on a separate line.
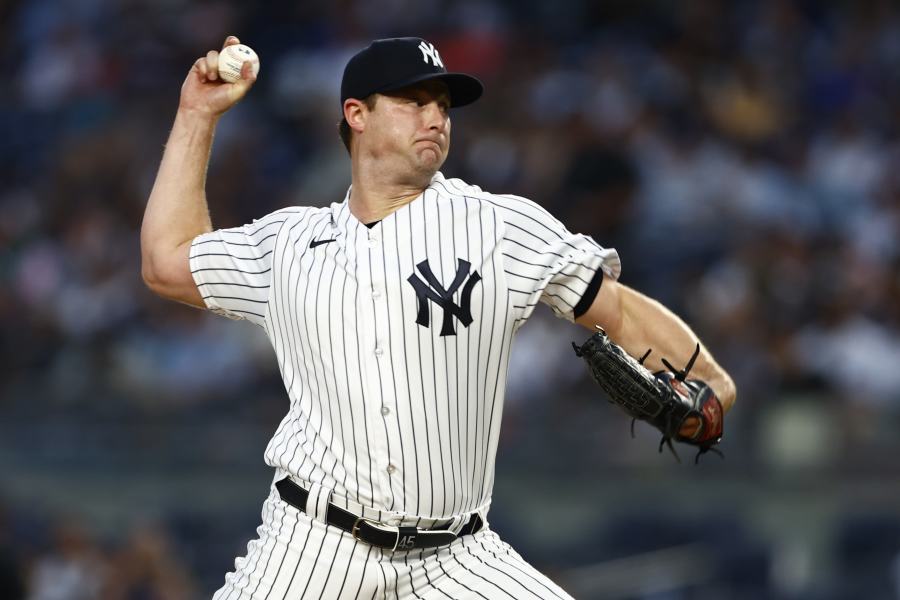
[190, 172, 620, 524]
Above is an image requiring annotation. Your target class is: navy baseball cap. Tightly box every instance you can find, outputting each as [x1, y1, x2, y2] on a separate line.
[340, 37, 484, 109]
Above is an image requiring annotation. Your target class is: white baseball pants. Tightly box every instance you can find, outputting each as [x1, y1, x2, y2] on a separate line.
[211, 487, 574, 600]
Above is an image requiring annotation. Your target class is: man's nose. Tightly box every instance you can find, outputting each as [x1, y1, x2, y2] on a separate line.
[423, 101, 447, 131]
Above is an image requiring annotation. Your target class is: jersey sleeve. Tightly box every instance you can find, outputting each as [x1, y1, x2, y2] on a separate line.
[189, 209, 294, 326]
[494, 194, 621, 324]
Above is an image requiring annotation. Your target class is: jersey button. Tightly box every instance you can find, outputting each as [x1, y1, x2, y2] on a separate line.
[372, 289, 381, 299]
[374, 346, 384, 356]
[387, 464, 396, 474]
[381, 406, 390, 416]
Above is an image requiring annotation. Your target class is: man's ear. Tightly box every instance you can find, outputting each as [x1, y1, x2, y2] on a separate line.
[344, 99, 367, 134]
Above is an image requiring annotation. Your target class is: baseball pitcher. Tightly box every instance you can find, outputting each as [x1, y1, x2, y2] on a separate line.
[141, 35, 736, 599]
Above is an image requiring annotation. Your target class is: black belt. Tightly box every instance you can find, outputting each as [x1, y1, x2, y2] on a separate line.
[275, 478, 483, 551]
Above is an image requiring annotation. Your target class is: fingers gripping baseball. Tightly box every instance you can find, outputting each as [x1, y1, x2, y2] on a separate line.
[180, 35, 258, 116]
[204, 51, 221, 82]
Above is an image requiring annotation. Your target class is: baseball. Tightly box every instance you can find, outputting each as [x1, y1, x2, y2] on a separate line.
[218, 43, 260, 83]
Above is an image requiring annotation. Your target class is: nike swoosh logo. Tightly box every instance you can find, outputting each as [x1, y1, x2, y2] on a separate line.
[309, 238, 337, 248]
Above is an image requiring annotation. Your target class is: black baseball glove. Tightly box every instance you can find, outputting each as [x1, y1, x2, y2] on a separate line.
[572, 328, 724, 463]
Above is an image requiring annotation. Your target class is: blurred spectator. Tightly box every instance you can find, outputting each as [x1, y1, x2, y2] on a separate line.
[101, 526, 195, 600]
[5, 1, 900, 598]
[27, 521, 105, 600]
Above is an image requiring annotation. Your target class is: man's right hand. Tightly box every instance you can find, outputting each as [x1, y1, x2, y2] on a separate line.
[179, 35, 257, 117]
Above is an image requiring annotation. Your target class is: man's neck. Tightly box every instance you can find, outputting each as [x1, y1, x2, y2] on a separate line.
[349, 157, 434, 223]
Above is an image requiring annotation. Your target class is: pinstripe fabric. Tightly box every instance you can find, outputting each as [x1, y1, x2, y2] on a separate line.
[213, 484, 573, 600]
[389, 529, 573, 600]
[191, 172, 618, 598]
[213, 485, 381, 600]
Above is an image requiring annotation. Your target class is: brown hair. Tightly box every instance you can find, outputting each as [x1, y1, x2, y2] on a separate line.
[338, 95, 379, 154]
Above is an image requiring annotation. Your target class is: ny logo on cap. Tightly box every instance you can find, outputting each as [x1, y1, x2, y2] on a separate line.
[418, 41, 444, 68]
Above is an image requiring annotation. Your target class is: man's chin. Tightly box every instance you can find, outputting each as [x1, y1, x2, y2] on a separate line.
[413, 150, 445, 175]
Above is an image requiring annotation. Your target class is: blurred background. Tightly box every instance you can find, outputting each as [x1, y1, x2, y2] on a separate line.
[3, 0, 900, 598]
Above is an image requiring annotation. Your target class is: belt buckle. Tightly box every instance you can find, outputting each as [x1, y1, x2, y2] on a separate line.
[351, 517, 378, 541]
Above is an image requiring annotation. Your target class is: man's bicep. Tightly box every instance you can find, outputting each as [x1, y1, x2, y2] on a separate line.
[575, 275, 623, 333]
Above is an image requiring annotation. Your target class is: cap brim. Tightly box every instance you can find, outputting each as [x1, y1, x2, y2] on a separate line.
[377, 72, 484, 107]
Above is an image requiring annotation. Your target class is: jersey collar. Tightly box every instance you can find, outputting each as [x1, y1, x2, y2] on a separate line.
[329, 171, 446, 237]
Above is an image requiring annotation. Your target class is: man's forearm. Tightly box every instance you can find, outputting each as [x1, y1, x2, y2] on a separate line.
[141, 109, 218, 279]
[605, 285, 736, 411]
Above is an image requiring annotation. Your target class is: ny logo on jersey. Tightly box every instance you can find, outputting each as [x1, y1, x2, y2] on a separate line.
[418, 41, 444, 68]
[407, 258, 481, 336]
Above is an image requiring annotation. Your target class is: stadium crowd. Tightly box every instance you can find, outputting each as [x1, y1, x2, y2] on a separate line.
[3, 0, 900, 598]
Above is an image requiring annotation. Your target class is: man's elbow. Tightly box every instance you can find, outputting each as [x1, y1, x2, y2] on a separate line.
[140, 249, 203, 307]
[141, 253, 169, 297]
[142, 254, 159, 289]
[142, 264, 180, 302]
